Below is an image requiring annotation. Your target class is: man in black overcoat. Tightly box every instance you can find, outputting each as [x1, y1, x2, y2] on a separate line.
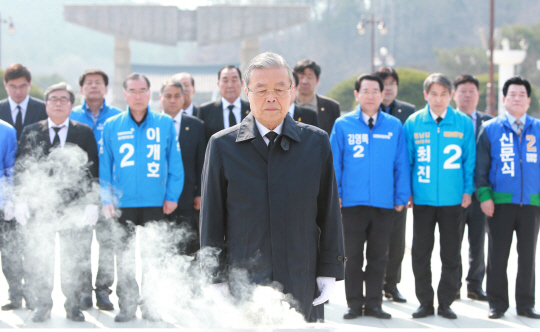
[200, 52, 345, 322]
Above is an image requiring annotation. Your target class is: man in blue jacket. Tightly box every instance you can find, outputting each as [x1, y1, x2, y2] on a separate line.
[331, 74, 410, 320]
[70, 69, 122, 311]
[476, 77, 540, 319]
[404, 73, 475, 319]
[99, 73, 184, 322]
[0, 120, 16, 240]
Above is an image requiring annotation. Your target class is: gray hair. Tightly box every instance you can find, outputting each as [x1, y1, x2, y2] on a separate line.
[244, 52, 293, 88]
[44, 82, 75, 104]
[424, 73, 452, 93]
[160, 80, 185, 94]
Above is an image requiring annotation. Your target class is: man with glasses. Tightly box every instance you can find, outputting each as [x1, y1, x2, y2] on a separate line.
[200, 52, 344, 322]
[198, 66, 250, 142]
[476, 77, 540, 319]
[70, 69, 122, 311]
[0, 63, 46, 312]
[99, 73, 184, 322]
[16, 82, 99, 322]
[374, 67, 416, 303]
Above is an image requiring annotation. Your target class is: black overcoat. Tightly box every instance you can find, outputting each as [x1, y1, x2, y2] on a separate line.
[200, 113, 344, 319]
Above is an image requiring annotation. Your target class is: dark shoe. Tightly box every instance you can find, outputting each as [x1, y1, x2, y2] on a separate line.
[1, 300, 22, 311]
[412, 303, 434, 318]
[364, 306, 391, 319]
[114, 310, 136, 322]
[437, 306, 457, 319]
[517, 308, 540, 319]
[31, 307, 51, 322]
[343, 307, 362, 319]
[467, 289, 488, 301]
[95, 289, 114, 311]
[80, 294, 93, 310]
[66, 308, 85, 322]
[384, 287, 407, 303]
[489, 308, 504, 319]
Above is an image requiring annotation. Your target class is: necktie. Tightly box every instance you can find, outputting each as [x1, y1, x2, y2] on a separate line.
[368, 117, 374, 129]
[436, 117, 443, 124]
[265, 131, 278, 151]
[15, 105, 23, 139]
[228, 105, 236, 127]
[52, 126, 64, 147]
[515, 119, 523, 138]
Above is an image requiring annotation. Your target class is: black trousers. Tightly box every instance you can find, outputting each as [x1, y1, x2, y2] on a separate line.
[384, 208, 407, 290]
[24, 224, 87, 311]
[0, 216, 25, 304]
[457, 195, 486, 292]
[114, 206, 164, 314]
[486, 204, 540, 312]
[165, 208, 200, 256]
[412, 204, 461, 307]
[342, 205, 394, 309]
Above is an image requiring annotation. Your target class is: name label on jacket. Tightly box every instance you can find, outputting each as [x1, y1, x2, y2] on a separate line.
[117, 127, 163, 178]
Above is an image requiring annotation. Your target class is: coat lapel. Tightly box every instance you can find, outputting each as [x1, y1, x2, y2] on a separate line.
[236, 113, 268, 162]
[0, 101, 13, 125]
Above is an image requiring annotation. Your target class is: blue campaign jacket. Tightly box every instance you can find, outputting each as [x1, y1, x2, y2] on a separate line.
[99, 108, 184, 208]
[0, 120, 16, 210]
[476, 114, 540, 206]
[330, 106, 410, 209]
[404, 105, 475, 206]
[71, 100, 123, 145]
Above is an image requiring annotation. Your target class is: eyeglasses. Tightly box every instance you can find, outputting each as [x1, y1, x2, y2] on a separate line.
[126, 89, 149, 96]
[47, 97, 70, 105]
[247, 85, 292, 98]
[358, 91, 381, 97]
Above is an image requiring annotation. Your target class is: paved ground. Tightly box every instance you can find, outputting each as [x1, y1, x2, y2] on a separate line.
[0, 209, 539, 330]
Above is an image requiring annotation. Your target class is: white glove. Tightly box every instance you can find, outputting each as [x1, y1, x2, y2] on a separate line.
[3, 201, 15, 221]
[210, 282, 230, 303]
[14, 203, 29, 226]
[313, 276, 335, 306]
[84, 204, 99, 226]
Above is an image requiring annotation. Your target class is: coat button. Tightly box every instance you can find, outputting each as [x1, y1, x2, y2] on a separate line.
[321, 107, 325, 111]
[337, 256, 343, 261]
[398, 109, 402, 113]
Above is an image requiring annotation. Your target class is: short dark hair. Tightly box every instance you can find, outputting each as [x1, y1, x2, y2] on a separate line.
[355, 74, 384, 92]
[424, 73, 452, 93]
[160, 80, 185, 94]
[4, 63, 31, 83]
[292, 72, 299, 87]
[218, 65, 242, 81]
[293, 59, 321, 80]
[502, 76, 531, 97]
[79, 69, 109, 87]
[375, 66, 399, 86]
[123, 73, 151, 90]
[44, 82, 75, 104]
[453, 75, 479, 90]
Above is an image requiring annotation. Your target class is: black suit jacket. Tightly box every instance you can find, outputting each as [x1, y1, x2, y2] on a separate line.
[198, 99, 250, 142]
[18, 119, 98, 179]
[315, 94, 341, 136]
[475, 110, 493, 139]
[191, 105, 200, 118]
[293, 105, 319, 127]
[0, 97, 47, 140]
[177, 113, 206, 215]
[200, 112, 344, 320]
[385, 99, 416, 125]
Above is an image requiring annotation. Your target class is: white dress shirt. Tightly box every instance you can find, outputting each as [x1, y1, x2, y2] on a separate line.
[172, 111, 182, 137]
[222, 97, 242, 128]
[255, 119, 284, 146]
[429, 109, 447, 122]
[361, 109, 379, 126]
[48, 117, 70, 147]
[8, 95, 30, 124]
[182, 103, 194, 117]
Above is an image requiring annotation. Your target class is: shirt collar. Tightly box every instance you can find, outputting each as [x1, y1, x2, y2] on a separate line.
[255, 118, 284, 138]
[429, 108, 447, 121]
[83, 100, 105, 114]
[8, 95, 29, 111]
[296, 95, 317, 109]
[47, 117, 70, 129]
[360, 108, 379, 124]
[222, 97, 241, 111]
[288, 103, 295, 117]
[505, 111, 527, 126]
[173, 111, 182, 123]
[183, 103, 194, 115]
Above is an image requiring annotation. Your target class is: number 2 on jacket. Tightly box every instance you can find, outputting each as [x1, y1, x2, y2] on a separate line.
[120, 143, 135, 168]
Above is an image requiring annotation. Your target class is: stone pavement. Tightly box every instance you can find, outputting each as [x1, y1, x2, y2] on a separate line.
[0, 209, 539, 330]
